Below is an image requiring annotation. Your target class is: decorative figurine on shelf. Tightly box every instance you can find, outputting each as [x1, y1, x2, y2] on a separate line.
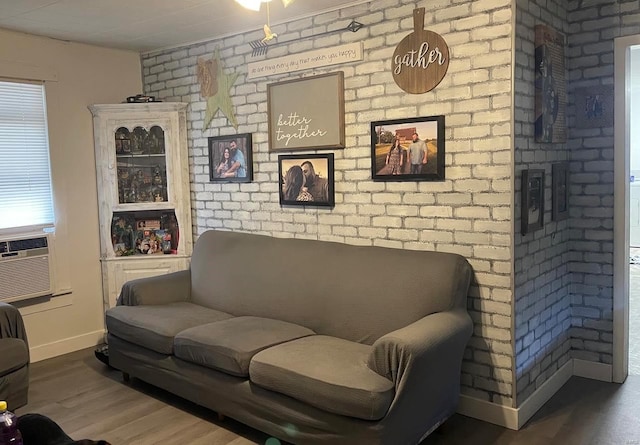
[152, 166, 163, 185]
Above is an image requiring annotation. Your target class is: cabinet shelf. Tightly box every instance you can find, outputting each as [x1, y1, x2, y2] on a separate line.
[90, 102, 192, 310]
[116, 153, 166, 159]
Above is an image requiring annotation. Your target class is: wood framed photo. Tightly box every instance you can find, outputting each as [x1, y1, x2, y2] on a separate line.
[370, 115, 445, 181]
[521, 169, 545, 235]
[208, 133, 253, 183]
[552, 162, 569, 221]
[267, 72, 345, 152]
[278, 154, 335, 207]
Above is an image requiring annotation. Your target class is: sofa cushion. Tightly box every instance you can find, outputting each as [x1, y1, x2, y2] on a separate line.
[106, 302, 234, 354]
[0, 338, 28, 375]
[249, 336, 394, 421]
[174, 316, 315, 377]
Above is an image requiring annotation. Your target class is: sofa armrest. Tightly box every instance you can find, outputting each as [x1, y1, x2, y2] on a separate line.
[116, 270, 191, 306]
[0, 302, 29, 349]
[368, 309, 472, 391]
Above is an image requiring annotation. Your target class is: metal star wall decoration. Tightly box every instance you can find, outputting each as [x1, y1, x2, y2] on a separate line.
[197, 48, 239, 130]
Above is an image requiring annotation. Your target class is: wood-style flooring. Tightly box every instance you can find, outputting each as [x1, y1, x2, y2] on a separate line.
[15, 347, 640, 445]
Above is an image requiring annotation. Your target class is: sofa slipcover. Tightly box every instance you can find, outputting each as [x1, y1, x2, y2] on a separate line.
[107, 302, 233, 354]
[106, 230, 473, 445]
[0, 302, 29, 409]
[250, 335, 395, 421]
[175, 316, 315, 377]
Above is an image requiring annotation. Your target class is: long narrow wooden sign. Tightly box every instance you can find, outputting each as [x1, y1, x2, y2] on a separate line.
[392, 8, 449, 94]
[248, 43, 363, 79]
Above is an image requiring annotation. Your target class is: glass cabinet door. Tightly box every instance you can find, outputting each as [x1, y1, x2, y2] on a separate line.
[115, 125, 167, 204]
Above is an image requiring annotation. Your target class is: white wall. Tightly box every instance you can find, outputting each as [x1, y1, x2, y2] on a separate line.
[0, 28, 142, 361]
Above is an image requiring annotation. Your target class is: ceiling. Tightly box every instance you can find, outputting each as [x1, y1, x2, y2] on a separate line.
[0, 0, 369, 53]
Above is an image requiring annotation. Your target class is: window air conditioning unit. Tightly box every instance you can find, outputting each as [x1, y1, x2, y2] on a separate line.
[0, 234, 53, 303]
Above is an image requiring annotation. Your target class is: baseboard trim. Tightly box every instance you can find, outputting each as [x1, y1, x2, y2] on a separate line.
[457, 395, 518, 430]
[458, 358, 610, 430]
[516, 360, 573, 429]
[29, 330, 105, 363]
[573, 358, 612, 382]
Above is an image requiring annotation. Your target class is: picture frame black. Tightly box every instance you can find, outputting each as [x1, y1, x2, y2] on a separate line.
[370, 115, 445, 181]
[267, 72, 345, 152]
[552, 162, 569, 221]
[208, 133, 253, 183]
[521, 169, 545, 235]
[278, 153, 335, 207]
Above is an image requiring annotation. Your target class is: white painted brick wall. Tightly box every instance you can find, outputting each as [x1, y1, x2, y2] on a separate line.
[566, 0, 638, 373]
[142, 0, 514, 406]
[514, 0, 572, 406]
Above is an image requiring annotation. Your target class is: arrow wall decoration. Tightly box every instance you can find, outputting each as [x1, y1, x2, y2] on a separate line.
[249, 20, 364, 57]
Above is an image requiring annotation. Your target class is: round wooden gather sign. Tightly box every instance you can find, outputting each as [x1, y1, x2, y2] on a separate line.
[392, 8, 450, 94]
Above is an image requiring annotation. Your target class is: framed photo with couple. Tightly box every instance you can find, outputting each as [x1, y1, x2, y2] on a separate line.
[278, 154, 335, 207]
[370, 115, 445, 182]
[208, 134, 253, 183]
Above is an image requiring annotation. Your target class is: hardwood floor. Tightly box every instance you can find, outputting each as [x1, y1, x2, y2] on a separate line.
[15, 347, 640, 445]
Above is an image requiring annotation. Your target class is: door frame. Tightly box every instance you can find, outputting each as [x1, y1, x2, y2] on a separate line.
[613, 34, 640, 383]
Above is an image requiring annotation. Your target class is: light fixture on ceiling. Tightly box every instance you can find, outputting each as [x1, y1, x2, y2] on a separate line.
[234, 0, 295, 12]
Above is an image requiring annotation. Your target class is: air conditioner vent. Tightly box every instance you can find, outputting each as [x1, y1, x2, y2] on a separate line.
[0, 234, 53, 302]
[8, 236, 48, 251]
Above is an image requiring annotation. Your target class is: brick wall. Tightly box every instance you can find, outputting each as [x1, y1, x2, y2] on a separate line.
[567, 0, 640, 365]
[142, 0, 516, 406]
[513, 0, 573, 405]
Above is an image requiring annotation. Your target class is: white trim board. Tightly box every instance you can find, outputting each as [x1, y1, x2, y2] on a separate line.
[613, 34, 640, 384]
[458, 394, 519, 430]
[29, 330, 105, 363]
[573, 358, 613, 382]
[457, 359, 612, 430]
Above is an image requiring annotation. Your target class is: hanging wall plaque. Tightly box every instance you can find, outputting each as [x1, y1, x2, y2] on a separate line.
[392, 7, 449, 94]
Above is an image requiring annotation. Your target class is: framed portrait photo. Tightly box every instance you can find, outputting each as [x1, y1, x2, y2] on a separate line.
[278, 154, 335, 207]
[370, 115, 445, 181]
[552, 162, 569, 221]
[208, 133, 253, 183]
[521, 169, 545, 235]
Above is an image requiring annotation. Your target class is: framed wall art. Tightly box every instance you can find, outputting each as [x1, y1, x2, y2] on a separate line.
[552, 162, 569, 221]
[278, 153, 335, 207]
[534, 24, 567, 143]
[521, 169, 545, 235]
[208, 133, 253, 183]
[574, 85, 613, 129]
[370, 115, 445, 181]
[267, 72, 345, 152]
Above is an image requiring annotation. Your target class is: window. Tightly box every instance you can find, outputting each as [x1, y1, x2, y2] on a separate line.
[0, 80, 54, 231]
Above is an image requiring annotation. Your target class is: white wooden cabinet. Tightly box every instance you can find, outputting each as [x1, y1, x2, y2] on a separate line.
[89, 103, 192, 312]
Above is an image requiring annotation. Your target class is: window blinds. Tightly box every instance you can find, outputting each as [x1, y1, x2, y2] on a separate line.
[0, 80, 54, 230]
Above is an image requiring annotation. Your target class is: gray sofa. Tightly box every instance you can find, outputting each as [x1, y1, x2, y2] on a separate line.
[0, 302, 29, 409]
[106, 230, 473, 445]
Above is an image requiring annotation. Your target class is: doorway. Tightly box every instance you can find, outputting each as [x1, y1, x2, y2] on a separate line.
[614, 35, 640, 382]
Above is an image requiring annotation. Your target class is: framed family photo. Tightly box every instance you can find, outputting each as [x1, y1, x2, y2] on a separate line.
[278, 154, 335, 207]
[208, 134, 253, 183]
[521, 169, 545, 235]
[370, 115, 445, 181]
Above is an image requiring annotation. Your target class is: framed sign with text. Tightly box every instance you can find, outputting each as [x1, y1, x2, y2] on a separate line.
[392, 8, 449, 94]
[267, 72, 345, 152]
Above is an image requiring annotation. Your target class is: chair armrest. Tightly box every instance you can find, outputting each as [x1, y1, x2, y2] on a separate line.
[0, 302, 29, 348]
[368, 309, 472, 389]
[116, 270, 191, 306]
